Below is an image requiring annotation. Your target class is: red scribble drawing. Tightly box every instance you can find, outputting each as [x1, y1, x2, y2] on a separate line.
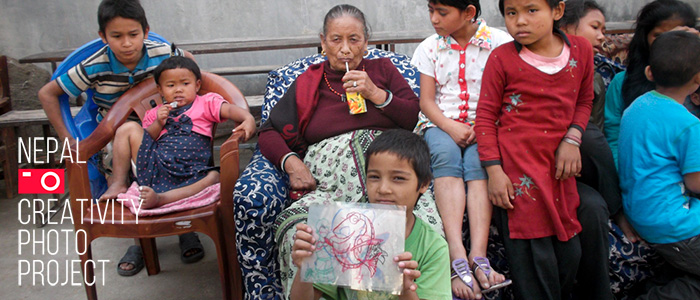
[315, 211, 388, 279]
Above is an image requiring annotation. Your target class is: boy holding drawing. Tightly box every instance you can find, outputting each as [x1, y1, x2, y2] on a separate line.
[289, 129, 452, 300]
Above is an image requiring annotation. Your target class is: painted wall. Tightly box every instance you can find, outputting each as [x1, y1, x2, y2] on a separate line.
[1, 0, 699, 94]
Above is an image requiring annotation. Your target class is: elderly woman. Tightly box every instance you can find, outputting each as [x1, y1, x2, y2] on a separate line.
[256, 4, 442, 297]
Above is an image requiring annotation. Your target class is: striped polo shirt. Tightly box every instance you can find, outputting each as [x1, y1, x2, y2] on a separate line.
[57, 39, 184, 116]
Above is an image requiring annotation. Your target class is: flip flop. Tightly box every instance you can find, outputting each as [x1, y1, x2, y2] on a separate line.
[117, 245, 144, 276]
[472, 256, 512, 292]
[179, 232, 205, 264]
[451, 258, 475, 300]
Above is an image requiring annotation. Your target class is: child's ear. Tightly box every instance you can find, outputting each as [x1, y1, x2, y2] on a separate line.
[418, 181, 429, 194]
[464, 5, 478, 22]
[692, 72, 700, 86]
[553, 1, 566, 21]
[691, 73, 700, 105]
[195, 79, 201, 94]
[644, 65, 655, 82]
[98, 31, 107, 44]
[691, 93, 700, 106]
[143, 26, 150, 39]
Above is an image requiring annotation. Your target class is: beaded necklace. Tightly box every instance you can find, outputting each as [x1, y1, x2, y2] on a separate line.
[323, 72, 345, 102]
[323, 65, 365, 103]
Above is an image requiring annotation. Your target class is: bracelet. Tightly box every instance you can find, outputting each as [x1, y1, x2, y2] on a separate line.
[374, 89, 393, 109]
[280, 152, 301, 173]
[564, 134, 582, 144]
[562, 138, 581, 147]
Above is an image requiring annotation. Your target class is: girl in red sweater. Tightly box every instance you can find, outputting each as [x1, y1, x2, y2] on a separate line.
[475, 0, 593, 299]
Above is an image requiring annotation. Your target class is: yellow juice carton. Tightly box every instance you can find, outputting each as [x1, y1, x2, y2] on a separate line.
[345, 62, 367, 115]
[346, 92, 367, 114]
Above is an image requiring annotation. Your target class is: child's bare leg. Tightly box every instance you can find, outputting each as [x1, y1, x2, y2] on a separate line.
[435, 176, 478, 299]
[100, 122, 143, 201]
[138, 171, 220, 209]
[467, 179, 506, 289]
[138, 171, 219, 258]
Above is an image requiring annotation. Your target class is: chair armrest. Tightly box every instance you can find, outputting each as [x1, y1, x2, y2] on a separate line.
[219, 130, 245, 207]
[70, 78, 158, 163]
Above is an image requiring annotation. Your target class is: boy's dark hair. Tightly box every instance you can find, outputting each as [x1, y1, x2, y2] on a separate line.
[365, 129, 432, 189]
[153, 56, 202, 85]
[428, 0, 481, 22]
[498, 0, 562, 16]
[649, 31, 700, 88]
[622, 0, 696, 108]
[98, 0, 149, 34]
[559, 0, 605, 28]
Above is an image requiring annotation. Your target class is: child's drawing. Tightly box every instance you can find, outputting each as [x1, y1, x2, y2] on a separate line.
[302, 202, 406, 293]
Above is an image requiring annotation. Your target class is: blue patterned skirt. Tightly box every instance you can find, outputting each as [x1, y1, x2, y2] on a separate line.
[135, 113, 215, 193]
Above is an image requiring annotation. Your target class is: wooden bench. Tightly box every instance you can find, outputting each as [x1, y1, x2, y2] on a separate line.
[19, 30, 436, 77]
[0, 107, 83, 170]
[19, 22, 641, 78]
[0, 55, 82, 198]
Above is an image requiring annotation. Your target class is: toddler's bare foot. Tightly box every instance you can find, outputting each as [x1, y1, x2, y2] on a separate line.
[138, 186, 161, 209]
[99, 183, 128, 201]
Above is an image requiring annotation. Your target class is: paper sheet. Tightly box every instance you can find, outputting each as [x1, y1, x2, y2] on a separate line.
[301, 202, 406, 294]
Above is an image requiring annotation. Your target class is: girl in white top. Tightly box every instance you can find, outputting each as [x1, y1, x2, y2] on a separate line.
[411, 1, 512, 299]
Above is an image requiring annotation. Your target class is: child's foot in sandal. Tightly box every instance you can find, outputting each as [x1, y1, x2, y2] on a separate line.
[452, 258, 481, 299]
[179, 232, 205, 263]
[117, 245, 144, 276]
[471, 256, 511, 292]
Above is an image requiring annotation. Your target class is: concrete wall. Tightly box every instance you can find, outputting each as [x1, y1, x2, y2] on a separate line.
[2, 0, 700, 95]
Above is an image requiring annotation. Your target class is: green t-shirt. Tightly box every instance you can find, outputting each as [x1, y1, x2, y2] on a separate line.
[314, 217, 452, 300]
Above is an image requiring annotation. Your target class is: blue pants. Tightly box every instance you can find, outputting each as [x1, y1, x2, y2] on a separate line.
[423, 127, 486, 181]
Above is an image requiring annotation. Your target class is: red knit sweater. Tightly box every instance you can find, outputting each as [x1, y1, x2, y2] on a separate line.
[259, 58, 420, 167]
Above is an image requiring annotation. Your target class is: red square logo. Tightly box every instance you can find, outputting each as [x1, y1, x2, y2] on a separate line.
[18, 169, 65, 194]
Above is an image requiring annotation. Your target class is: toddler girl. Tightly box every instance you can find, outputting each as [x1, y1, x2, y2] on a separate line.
[106, 56, 255, 275]
[107, 56, 255, 207]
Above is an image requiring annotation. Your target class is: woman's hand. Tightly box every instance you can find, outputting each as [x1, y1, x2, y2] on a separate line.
[395, 252, 421, 300]
[291, 223, 316, 268]
[555, 141, 581, 180]
[157, 105, 171, 126]
[443, 121, 474, 148]
[233, 115, 256, 141]
[342, 70, 387, 106]
[486, 165, 515, 209]
[284, 155, 317, 191]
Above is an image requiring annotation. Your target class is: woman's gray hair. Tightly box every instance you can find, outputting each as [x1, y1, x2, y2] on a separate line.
[322, 4, 372, 40]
